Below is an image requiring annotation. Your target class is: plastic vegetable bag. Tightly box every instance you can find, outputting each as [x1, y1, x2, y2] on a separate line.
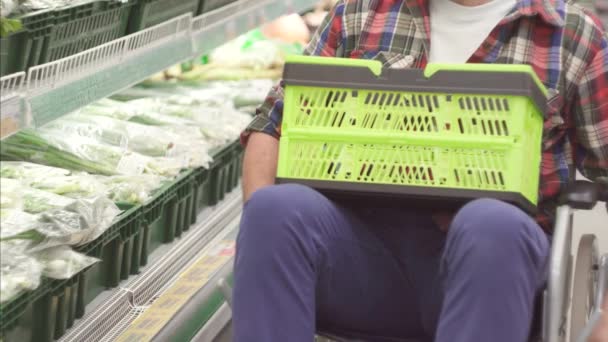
[0, 243, 43, 303]
[2, 196, 121, 251]
[0, 209, 40, 240]
[22, 187, 75, 214]
[97, 174, 163, 205]
[1, 162, 111, 200]
[125, 97, 251, 148]
[53, 113, 213, 168]
[32, 246, 99, 280]
[1, 129, 185, 177]
[1, 161, 71, 180]
[28, 174, 108, 199]
[0, 129, 119, 176]
[0, 178, 22, 210]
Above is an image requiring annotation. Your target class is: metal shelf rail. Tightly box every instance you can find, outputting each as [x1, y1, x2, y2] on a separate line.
[0, 0, 317, 139]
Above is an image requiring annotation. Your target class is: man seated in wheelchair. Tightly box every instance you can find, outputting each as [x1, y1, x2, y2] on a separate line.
[233, 0, 608, 341]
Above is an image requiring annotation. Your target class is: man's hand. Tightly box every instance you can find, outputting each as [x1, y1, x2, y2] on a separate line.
[242, 132, 279, 202]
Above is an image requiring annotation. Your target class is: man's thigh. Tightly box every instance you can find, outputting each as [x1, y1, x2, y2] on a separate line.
[315, 203, 445, 340]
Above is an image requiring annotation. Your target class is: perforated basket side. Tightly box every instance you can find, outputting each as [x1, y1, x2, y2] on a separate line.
[277, 134, 541, 209]
[283, 86, 535, 142]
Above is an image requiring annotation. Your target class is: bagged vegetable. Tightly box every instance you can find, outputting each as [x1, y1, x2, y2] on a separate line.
[1, 161, 71, 180]
[1, 128, 184, 177]
[97, 174, 163, 205]
[28, 174, 108, 199]
[0, 244, 43, 303]
[2, 196, 121, 251]
[55, 113, 213, 167]
[0, 178, 22, 210]
[23, 187, 75, 214]
[32, 246, 99, 280]
[1, 129, 119, 176]
[0, 209, 39, 240]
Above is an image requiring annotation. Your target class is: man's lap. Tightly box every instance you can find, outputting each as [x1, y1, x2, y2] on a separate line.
[239, 184, 549, 340]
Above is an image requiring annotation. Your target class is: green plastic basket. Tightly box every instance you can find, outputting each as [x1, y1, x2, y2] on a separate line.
[277, 55, 547, 213]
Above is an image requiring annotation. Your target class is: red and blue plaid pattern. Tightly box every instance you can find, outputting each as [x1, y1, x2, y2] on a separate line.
[243, 0, 608, 232]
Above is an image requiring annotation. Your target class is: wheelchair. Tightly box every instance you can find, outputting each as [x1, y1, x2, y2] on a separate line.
[314, 180, 608, 342]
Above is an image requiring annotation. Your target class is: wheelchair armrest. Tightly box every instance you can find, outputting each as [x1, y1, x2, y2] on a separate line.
[558, 180, 608, 210]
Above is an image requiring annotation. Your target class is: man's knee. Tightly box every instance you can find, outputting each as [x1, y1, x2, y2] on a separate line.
[239, 184, 323, 247]
[245, 184, 319, 213]
[448, 198, 549, 261]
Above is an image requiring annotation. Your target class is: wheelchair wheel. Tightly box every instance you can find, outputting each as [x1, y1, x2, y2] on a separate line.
[569, 234, 599, 340]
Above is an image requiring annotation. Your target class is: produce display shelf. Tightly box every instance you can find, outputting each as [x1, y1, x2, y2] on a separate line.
[0, 205, 142, 342]
[0, 138, 243, 342]
[58, 192, 243, 342]
[0, 0, 318, 140]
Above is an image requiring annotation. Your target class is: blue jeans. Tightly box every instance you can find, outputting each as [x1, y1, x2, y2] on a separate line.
[233, 184, 549, 342]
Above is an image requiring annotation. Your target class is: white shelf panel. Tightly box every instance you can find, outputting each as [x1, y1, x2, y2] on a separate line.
[0, 0, 317, 139]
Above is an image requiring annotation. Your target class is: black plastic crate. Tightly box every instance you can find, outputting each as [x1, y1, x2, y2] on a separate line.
[127, 0, 202, 33]
[200, 0, 238, 13]
[0, 10, 53, 76]
[44, 0, 133, 64]
[142, 170, 196, 263]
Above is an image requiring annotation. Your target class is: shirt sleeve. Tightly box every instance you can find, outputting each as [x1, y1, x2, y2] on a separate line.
[240, 0, 346, 145]
[573, 37, 608, 185]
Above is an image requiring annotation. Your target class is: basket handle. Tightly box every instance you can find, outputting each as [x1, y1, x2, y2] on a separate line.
[285, 55, 383, 76]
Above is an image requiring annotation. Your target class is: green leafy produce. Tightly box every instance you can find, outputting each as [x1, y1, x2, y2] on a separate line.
[0, 17, 21, 37]
[22, 188, 74, 214]
[1, 129, 118, 176]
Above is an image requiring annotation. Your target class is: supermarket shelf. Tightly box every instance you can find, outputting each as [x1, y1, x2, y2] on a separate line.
[59, 190, 242, 342]
[192, 0, 315, 55]
[0, 0, 317, 139]
[190, 303, 232, 342]
[116, 227, 237, 342]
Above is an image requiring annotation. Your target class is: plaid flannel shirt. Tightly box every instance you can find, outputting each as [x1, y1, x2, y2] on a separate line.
[243, 0, 608, 232]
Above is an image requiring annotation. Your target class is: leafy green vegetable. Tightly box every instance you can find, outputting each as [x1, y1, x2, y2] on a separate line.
[1, 129, 118, 176]
[0, 17, 21, 37]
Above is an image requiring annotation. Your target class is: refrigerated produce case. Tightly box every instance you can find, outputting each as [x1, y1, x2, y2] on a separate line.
[0, 0, 319, 340]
